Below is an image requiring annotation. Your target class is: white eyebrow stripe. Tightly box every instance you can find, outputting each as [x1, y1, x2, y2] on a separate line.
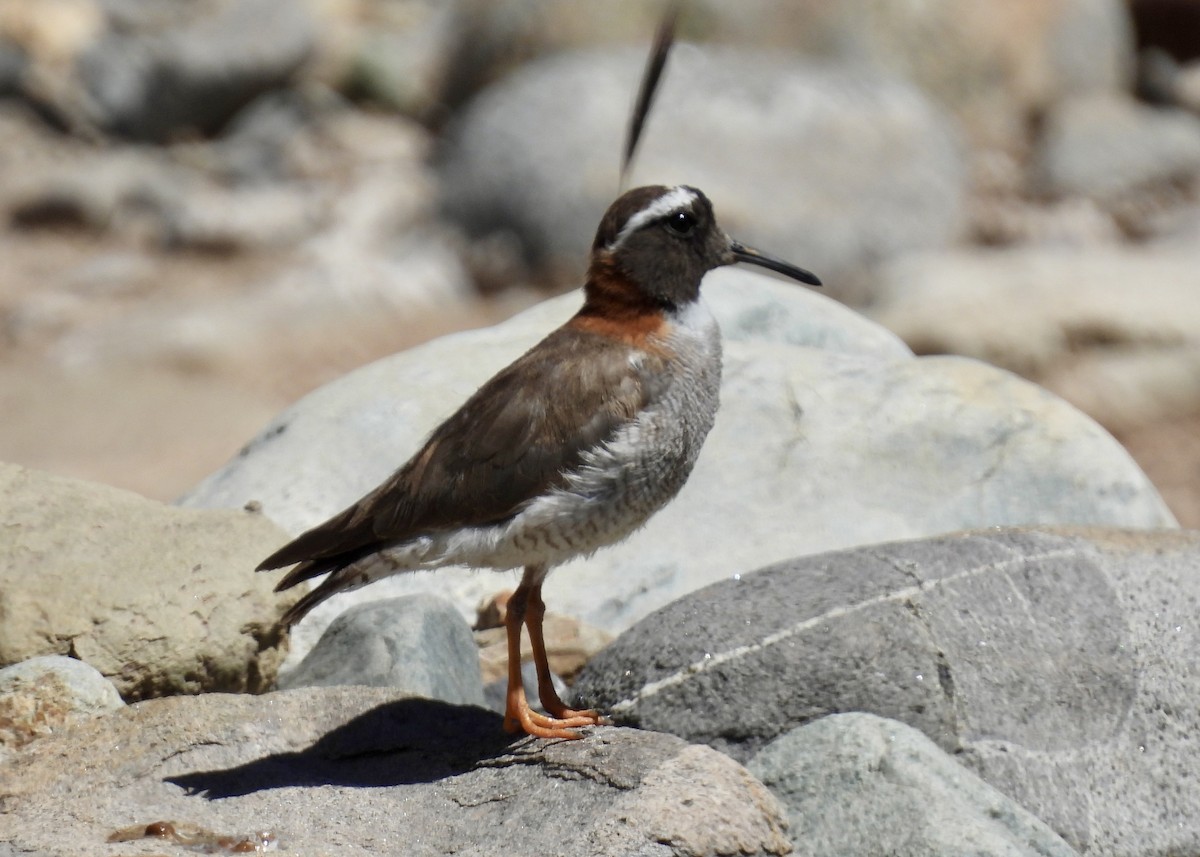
[607, 186, 699, 251]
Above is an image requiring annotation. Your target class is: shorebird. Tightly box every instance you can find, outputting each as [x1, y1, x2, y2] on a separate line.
[260, 1, 821, 739]
[257, 182, 820, 738]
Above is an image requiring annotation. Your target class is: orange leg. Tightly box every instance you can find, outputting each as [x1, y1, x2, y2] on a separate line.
[502, 565, 598, 739]
[525, 583, 603, 725]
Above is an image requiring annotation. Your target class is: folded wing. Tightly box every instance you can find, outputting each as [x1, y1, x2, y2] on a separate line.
[257, 326, 659, 596]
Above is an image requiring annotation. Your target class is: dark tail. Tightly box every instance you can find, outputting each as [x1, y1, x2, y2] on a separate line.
[258, 505, 387, 625]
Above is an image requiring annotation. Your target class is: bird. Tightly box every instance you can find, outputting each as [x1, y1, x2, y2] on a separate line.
[257, 182, 821, 739]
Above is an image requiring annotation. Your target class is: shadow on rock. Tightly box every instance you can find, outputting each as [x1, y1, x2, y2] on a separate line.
[167, 698, 515, 798]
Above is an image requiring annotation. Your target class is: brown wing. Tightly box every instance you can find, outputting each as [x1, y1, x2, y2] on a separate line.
[257, 324, 657, 586]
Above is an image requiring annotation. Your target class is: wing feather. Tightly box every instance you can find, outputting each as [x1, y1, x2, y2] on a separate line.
[257, 325, 659, 583]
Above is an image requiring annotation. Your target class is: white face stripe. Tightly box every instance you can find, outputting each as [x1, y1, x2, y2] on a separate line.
[607, 186, 699, 251]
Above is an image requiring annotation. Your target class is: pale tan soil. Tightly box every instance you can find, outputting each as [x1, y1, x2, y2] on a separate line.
[0, 229, 530, 501]
[1117, 412, 1200, 529]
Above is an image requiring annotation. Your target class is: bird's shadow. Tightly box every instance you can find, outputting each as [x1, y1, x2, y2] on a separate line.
[166, 698, 523, 799]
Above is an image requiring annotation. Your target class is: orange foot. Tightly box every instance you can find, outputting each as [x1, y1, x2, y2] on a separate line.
[537, 689, 607, 729]
[503, 687, 605, 740]
[501, 569, 611, 739]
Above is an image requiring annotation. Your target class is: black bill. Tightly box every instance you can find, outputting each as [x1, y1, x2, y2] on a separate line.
[730, 240, 822, 286]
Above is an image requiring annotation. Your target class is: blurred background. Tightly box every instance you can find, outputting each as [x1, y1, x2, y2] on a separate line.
[0, 0, 1197, 526]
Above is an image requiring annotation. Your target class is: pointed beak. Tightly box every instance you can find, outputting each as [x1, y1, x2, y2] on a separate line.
[729, 240, 822, 286]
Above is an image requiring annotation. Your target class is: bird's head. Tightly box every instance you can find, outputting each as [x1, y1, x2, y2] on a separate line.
[588, 184, 820, 308]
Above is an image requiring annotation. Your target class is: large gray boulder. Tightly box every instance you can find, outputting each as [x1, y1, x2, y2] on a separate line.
[574, 527, 1200, 855]
[747, 713, 1078, 857]
[0, 686, 791, 857]
[868, 244, 1200, 433]
[180, 276, 1174, 670]
[439, 46, 965, 286]
[0, 462, 296, 699]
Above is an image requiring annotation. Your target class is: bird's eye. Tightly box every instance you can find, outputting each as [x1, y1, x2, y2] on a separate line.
[665, 210, 696, 236]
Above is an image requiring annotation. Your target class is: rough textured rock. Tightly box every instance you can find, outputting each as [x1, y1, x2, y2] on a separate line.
[0, 462, 296, 699]
[868, 245, 1200, 432]
[0, 686, 791, 857]
[439, 46, 965, 285]
[574, 527, 1200, 855]
[1032, 94, 1200, 203]
[0, 655, 123, 762]
[279, 594, 485, 708]
[747, 713, 1078, 857]
[182, 279, 1174, 669]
